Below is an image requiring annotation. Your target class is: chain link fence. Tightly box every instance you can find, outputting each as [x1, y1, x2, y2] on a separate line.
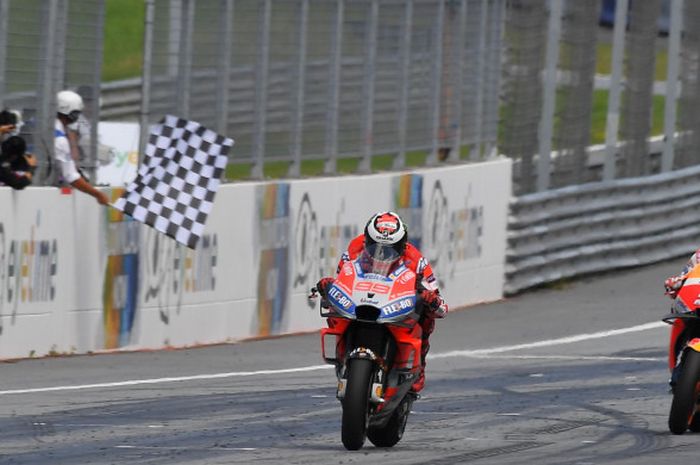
[500, 0, 694, 195]
[499, 0, 547, 194]
[4, 1, 698, 194]
[619, 0, 661, 178]
[140, 0, 504, 178]
[551, 0, 598, 188]
[676, 0, 700, 170]
[0, 0, 104, 184]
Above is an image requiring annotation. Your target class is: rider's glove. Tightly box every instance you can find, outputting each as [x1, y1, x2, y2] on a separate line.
[316, 277, 335, 298]
[665, 275, 685, 300]
[420, 289, 445, 316]
[307, 287, 319, 306]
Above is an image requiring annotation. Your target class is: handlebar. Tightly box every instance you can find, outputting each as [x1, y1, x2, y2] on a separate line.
[662, 311, 700, 324]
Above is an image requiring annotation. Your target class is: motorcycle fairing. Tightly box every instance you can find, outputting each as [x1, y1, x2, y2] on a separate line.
[326, 284, 356, 319]
[676, 268, 700, 313]
[668, 265, 700, 369]
[319, 255, 425, 436]
[327, 261, 419, 323]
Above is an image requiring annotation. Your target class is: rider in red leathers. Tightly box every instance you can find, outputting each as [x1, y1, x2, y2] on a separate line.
[315, 211, 448, 393]
[664, 250, 700, 385]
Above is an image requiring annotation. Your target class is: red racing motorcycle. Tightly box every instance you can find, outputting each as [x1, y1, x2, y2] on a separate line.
[316, 256, 426, 450]
[663, 264, 700, 434]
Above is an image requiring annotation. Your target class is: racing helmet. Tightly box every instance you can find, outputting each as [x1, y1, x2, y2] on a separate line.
[56, 90, 84, 122]
[361, 211, 407, 275]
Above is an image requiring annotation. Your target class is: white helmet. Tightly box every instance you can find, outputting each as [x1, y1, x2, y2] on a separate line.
[360, 211, 408, 275]
[56, 90, 84, 118]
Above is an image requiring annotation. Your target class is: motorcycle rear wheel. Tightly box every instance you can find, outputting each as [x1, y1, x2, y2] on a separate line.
[342, 359, 373, 450]
[367, 396, 411, 447]
[689, 413, 700, 432]
[669, 350, 700, 434]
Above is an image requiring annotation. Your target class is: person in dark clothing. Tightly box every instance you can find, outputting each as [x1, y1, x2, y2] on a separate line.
[0, 109, 21, 140]
[0, 136, 36, 189]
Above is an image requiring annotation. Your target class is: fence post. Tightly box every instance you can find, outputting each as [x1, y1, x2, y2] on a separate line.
[448, 0, 467, 163]
[0, 0, 8, 109]
[358, 0, 379, 173]
[621, 0, 661, 177]
[36, 0, 61, 184]
[426, 0, 445, 166]
[662, 0, 683, 173]
[470, 0, 488, 161]
[251, 0, 271, 179]
[483, 0, 505, 159]
[536, 0, 562, 192]
[603, 0, 628, 181]
[54, 0, 68, 93]
[392, 0, 413, 170]
[176, 0, 194, 119]
[324, 0, 344, 175]
[86, 0, 106, 183]
[168, 0, 182, 77]
[215, 0, 234, 136]
[288, 0, 309, 178]
[139, 0, 156, 163]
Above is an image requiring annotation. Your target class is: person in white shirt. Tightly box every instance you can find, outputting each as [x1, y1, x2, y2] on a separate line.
[54, 90, 108, 206]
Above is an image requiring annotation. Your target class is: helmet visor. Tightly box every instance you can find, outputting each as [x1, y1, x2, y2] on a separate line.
[359, 242, 401, 276]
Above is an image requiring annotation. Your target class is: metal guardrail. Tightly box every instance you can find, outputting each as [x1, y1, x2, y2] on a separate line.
[101, 78, 142, 120]
[100, 55, 441, 157]
[506, 161, 700, 294]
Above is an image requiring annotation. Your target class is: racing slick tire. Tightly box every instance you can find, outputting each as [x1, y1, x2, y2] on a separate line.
[342, 358, 373, 450]
[367, 395, 411, 447]
[669, 350, 700, 434]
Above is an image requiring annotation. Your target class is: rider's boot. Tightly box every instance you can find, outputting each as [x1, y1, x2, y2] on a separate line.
[411, 337, 430, 393]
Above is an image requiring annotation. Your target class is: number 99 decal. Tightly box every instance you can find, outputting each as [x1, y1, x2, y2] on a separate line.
[354, 282, 390, 294]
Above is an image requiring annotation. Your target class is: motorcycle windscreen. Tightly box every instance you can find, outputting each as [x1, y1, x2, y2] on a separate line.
[358, 243, 401, 277]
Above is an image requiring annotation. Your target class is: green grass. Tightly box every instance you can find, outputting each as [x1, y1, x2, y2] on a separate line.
[590, 89, 666, 144]
[596, 42, 668, 81]
[224, 150, 433, 181]
[102, 0, 145, 82]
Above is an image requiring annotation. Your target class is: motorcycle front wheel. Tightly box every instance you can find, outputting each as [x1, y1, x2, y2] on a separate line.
[669, 349, 700, 434]
[341, 358, 374, 450]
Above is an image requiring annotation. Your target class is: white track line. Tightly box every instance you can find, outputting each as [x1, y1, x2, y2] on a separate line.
[0, 365, 332, 396]
[0, 321, 666, 396]
[430, 321, 666, 359]
[460, 354, 664, 362]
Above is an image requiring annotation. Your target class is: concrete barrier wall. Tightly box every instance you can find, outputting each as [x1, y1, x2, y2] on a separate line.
[0, 158, 511, 359]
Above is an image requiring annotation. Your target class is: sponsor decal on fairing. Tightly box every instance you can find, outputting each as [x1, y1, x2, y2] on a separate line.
[381, 296, 416, 316]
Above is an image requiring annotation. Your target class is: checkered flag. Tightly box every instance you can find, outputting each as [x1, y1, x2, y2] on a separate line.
[113, 115, 234, 249]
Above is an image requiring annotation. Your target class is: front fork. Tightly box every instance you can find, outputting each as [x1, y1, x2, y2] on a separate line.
[321, 317, 421, 405]
[337, 347, 386, 404]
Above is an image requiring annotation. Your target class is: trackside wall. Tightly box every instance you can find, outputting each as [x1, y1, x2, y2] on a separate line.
[0, 159, 511, 359]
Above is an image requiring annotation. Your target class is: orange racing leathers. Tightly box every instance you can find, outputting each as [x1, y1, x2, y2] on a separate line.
[664, 250, 700, 377]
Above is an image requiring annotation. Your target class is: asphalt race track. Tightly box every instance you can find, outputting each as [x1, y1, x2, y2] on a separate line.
[2, 259, 699, 464]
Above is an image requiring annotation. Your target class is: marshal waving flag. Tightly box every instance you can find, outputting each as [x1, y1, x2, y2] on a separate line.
[113, 115, 234, 249]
